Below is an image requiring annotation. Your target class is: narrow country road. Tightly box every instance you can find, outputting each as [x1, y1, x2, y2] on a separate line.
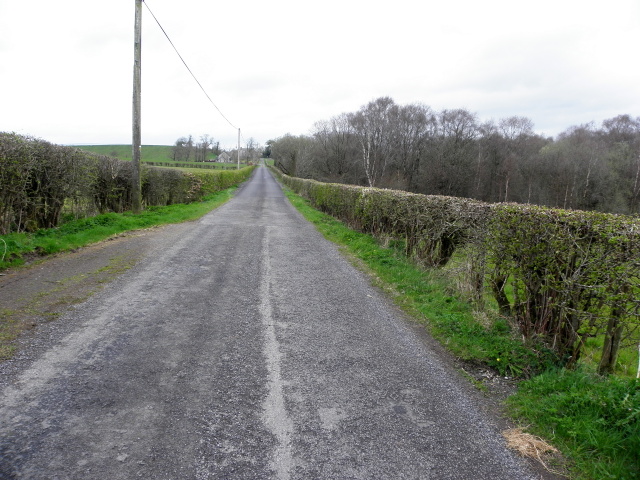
[0, 166, 539, 479]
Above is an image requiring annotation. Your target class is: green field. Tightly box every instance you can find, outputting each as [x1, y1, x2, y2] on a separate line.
[72, 145, 222, 164]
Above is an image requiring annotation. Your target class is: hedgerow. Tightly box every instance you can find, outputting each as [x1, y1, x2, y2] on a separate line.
[0, 133, 253, 234]
[273, 168, 640, 374]
[283, 175, 490, 266]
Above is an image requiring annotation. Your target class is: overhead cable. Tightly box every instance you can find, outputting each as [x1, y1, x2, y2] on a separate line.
[143, 1, 238, 131]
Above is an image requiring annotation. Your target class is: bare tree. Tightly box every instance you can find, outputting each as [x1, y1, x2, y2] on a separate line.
[497, 116, 535, 202]
[312, 113, 360, 183]
[544, 124, 609, 210]
[422, 108, 478, 197]
[348, 97, 397, 187]
[270, 134, 315, 177]
[196, 134, 214, 162]
[601, 115, 640, 213]
[172, 136, 191, 162]
[244, 137, 262, 164]
[388, 103, 436, 191]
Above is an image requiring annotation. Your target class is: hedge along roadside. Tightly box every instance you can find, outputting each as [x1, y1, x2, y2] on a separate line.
[282, 174, 491, 267]
[272, 167, 640, 375]
[487, 205, 640, 375]
[0, 132, 254, 234]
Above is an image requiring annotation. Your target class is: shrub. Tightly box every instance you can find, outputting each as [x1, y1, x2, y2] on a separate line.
[487, 205, 640, 371]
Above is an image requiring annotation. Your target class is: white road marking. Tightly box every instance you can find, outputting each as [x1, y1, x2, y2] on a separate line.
[260, 227, 293, 479]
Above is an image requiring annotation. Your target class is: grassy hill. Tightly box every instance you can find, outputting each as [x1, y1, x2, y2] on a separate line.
[72, 145, 219, 164]
[72, 145, 171, 162]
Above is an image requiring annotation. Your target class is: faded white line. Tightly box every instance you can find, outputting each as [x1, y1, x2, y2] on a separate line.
[260, 227, 293, 479]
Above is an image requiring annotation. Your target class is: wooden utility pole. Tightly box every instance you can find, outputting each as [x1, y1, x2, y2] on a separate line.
[237, 128, 241, 169]
[132, 0, 142, 213]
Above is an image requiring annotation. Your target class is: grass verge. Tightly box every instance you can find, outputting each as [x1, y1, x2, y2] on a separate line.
[0, 187, 236, 271]
[283, 188, 639, 480]
[507, 369, 639, 480]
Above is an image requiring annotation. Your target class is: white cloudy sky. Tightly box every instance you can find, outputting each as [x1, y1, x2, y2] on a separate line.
[1, 0, 639, 149]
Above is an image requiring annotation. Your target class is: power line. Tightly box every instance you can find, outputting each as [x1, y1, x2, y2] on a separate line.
[143, 1, 238, 131]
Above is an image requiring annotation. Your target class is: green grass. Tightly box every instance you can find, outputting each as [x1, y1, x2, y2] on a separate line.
[283, 187, 640, 480]
[508, 369, 639, 480]
[580, 335, 640, 379]
[72, 144, 232, 164]
[73, 145, 178, 162]
[0, 309, 19, 360]
[0, 187, 237, 271]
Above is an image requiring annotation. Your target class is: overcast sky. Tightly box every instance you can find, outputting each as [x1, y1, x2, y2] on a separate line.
[1, 0, 639, 149]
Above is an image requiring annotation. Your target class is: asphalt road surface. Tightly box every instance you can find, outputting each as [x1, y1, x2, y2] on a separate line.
[0, 166, 540, 479]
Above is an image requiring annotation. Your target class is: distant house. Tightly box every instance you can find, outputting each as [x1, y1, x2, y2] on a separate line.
[217, 152, 232, 163]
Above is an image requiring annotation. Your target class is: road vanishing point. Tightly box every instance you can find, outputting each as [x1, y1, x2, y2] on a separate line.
[0, 166, 541, 479]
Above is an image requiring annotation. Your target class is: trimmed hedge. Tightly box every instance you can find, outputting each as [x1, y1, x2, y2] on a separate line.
[0, 132, 254, 234]
[487, 206, 640, 372]
[283, 175, 491, 266]
[273, 168, 640, 373]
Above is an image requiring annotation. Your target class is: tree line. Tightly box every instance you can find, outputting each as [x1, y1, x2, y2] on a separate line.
[172, 134, 221, 162]
[173, 134, 264, 165]
[269, 97, 640, 215]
